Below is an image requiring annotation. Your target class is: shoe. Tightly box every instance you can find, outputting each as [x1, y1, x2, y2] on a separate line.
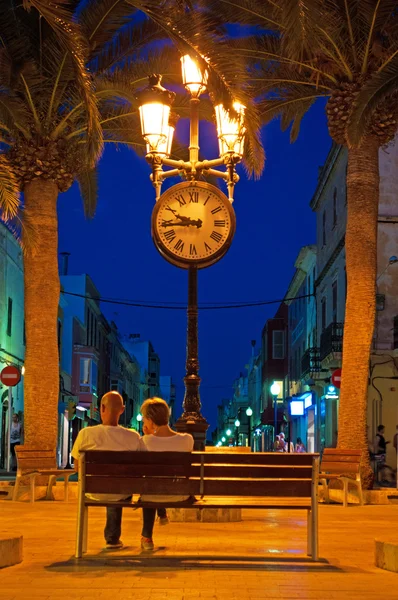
[158, 515, 169, 526]
[141, 536, 154, 551]
[104, 540, 123, 550]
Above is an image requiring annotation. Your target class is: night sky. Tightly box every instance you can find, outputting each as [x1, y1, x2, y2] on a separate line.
[58, 99, 331, 431]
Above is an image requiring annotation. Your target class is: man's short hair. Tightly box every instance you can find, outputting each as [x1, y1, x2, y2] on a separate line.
[378, 424, 385, 432]
[141, 397, 170, 426]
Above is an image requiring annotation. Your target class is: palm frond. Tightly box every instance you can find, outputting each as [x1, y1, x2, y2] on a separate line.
[78, 0, 135, 52]
[77, 167, 98, 218]
[25, 0, 103, 166]
[0, 153, 20, 220]
[7, 206, 38, 256]
[94, 17, 166, 73]
[348, 52, 398, 145]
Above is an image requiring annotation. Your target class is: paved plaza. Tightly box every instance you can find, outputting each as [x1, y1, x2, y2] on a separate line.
[0, 500, 397, 599]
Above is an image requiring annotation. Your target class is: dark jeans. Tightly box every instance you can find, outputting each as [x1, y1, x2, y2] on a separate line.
[104, 501, 167, 543]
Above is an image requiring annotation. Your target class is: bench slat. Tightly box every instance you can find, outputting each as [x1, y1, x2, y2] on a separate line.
[83, 451, 193, 466]
[192, 452, 316, 466]
[85, 496, 313, 509]
[320, 462, 360, 473]
[322, 455, 361, 464]
[85, 476, 312, 497]
[85, 476, 197, 496]
[85, 463, 313, 479]
[323, 449, 361, 456]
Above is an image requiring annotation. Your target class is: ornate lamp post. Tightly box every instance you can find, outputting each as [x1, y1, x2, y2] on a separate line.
[138, 56, 245, 450]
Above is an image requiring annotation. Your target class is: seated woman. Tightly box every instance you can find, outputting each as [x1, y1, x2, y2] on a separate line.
[140, 397, 194, 551]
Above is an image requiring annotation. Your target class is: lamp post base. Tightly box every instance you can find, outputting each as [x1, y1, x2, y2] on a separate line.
[175, 415, 209, 451]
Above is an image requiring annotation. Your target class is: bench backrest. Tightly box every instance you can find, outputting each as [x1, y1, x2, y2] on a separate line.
[81, 451, 319, 498]
[320, 448, 362, 479]
[15, 445, 56, 473]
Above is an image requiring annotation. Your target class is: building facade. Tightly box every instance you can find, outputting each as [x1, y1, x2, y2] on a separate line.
[309, 140, 398, 466]
[0, 223, 25, 469]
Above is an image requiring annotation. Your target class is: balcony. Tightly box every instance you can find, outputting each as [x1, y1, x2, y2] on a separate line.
[320, 322, 344, 363]
[301, 347, 321, 378]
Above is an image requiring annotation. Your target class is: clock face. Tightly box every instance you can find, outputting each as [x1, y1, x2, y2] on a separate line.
[151, 182, 236, 269]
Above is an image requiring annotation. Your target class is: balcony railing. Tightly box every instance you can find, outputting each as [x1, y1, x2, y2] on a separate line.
[301, 347, 321, 377]
[320, 322, 344, 361]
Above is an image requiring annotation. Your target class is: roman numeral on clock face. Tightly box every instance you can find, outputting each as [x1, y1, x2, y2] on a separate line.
[211, 206, 222, 214]
[190, 244, 197, 255]
[175, 194, 186, 207]
[174, 239, 184, 252]
[164, 229, 176, 242]
[204, 242, 212, 252]
[214, 219, 226, 227]
[210, 231, 222, 243]
[203, 195, 211, 206]
[189, 191, 199, 203]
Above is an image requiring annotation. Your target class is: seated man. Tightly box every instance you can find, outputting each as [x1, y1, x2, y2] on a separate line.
[71, 391, 146, 550]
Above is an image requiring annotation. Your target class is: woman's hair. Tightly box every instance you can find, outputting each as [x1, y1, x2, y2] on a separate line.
[297, 437, 302, 444]
[141, 397, 170, 426]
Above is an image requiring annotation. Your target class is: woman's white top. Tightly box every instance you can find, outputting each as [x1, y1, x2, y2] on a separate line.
[141, 432, 194, 502]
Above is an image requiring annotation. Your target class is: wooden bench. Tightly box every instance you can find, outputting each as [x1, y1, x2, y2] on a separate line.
[75, 451, 320, 560]
[319, 448, 363, 507]
[12, 446, 75, 503]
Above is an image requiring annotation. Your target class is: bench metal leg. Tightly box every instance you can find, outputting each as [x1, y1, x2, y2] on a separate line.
[356, 480, 364, 506]
[307, 509, 312, 557]
[12, 475, 20, 501]
[342, 478, 349, 507]
[64, 477, 69, 502]
[83, 507, 88, 554]
[46, 475, 57, 500]
[320, 478, 329, 503]
[30, 475, 36, 503]
[75, 454, 86, 559]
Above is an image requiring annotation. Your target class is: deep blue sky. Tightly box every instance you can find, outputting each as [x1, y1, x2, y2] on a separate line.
[58, 100, 331, 431]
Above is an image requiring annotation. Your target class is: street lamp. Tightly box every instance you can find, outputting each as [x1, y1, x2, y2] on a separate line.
[221, 436, 226, 442]
[226, 428, 232, 436]
[136, 413, 143, 435]
[138, 56, 246, 451]
[246, 406, 253, 449]
[270, 382, 281, 440]
[234, 418, 240, 446]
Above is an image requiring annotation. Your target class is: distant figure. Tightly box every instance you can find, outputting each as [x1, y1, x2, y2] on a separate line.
[295, 437, 306, 453]
[279, 432, 294, 453]
[373, 424, 394, 484]
[274, 435, 282, 451]
[374, 424, 389, 456]
[393, 425, 398, 453]
[10, 414, 23, 471]
[71, 391, 146, 550]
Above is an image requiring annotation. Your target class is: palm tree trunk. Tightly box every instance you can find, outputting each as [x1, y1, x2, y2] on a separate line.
[23, 179, 60, 463]
[338, 140, 379, 489]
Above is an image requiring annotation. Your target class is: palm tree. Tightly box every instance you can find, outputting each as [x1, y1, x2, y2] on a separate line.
[218, 0, 398, 486]
[0, 0, 262, 460]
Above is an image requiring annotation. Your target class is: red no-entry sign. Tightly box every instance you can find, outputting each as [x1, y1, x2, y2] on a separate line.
[331, 368, 342, 389]
[0, 365, 21, 387]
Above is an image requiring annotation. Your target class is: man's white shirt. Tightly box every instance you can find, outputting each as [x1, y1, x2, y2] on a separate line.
[71, 424, 146, 501]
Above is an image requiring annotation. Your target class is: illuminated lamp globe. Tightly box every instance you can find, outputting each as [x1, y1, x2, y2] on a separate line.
[137, 75, 175, 153]
[226, 429, 232, 436]
[270, 382, 281, 397]
[246, 407, 253, 417]
[180, 54, 208, 97]
[234, 419, 240, 428]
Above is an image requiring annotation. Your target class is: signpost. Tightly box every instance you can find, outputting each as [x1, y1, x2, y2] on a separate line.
[0, 366, 21, 472]
[331, 368, 342, 389]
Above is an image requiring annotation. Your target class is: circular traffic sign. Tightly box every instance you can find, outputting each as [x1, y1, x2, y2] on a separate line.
[0, 365, 21, 387]
[331, 368, 342, 389]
